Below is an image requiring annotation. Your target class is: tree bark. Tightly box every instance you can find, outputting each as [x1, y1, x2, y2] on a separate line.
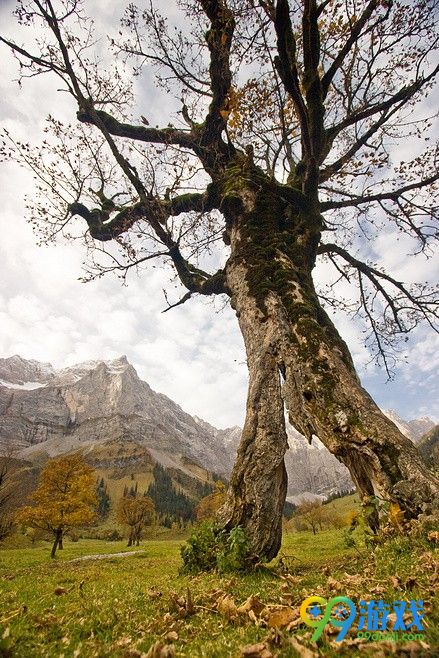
[51, 527, 62, 558]
[220, 175, 439, 561]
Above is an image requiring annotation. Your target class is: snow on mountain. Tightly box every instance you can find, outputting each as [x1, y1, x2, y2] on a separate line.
[383, 409, 434, 443]
[0, 355, 434, 498]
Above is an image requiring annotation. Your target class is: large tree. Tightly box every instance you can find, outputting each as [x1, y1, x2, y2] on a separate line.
[1, 0, 438, 560]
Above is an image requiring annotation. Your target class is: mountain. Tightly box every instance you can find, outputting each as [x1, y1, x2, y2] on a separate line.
[0, 355, 232, 479]
[0, 355, 432, 500]
[383, 409, 435, 443]
[418, 425, 439, 467]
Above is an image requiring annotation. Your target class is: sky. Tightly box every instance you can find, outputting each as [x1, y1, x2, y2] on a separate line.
[0, 0, 438, 428]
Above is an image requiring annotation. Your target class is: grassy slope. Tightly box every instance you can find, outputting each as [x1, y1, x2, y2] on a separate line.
[0, 518, 437, 658]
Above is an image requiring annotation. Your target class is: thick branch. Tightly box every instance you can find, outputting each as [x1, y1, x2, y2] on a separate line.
[69, 195, 228, 297]
[77, 109, 198, 151]
[198, 0, 235, 149]
[320, 173, 439, 210]
[274, 0, 311, 160]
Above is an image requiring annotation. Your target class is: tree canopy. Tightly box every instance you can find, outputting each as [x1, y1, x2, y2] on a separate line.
[116, 494, 155, 546]
[17, 453, 97, 557]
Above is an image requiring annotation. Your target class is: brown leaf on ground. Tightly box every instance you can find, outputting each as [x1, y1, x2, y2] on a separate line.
[327, 576, 342, 592]
[216, 595, 238, 620]
[267, 606, 296, 629]
[237, 595, 266, 617]
[359, 641, 396, 656]
[404, 576, 417, 590]
[395, 641, 431, 657]
[54, 587, 67, 596]
[285, 616, 303, 631]
[427, 531, 439, 543]
[280, 593, 296, 605]
[371, 584, 386, 595]
[341, 573, 364, 586]
[281, 574, 302, 587]
[288, 637, 318, 658]
[389, 576, 401, 588]
[147, 587, 162, 600]
[168, 589, 194, 618]
[205, 588, 226, 603]
[145, 641, 175, 658]
[240, 642, 272, 658]
[165, 631, 178, 642]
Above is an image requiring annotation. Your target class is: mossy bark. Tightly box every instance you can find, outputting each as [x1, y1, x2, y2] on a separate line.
[220, 174, 438, 561]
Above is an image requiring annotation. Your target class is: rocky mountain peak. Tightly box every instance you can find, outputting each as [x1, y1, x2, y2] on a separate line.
[1, 355, 434, 500]
[384, 409, 435, 443]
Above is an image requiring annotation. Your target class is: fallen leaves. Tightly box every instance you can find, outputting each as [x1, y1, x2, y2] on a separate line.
[266, 606, 295, 629]
[240, 642, 272, 658]
[144, 641, 175, 658]
[288, 636, 318, 658]
[216, 594, 238, 620]
[168, 588, 194, 618]
[237, 595, 266, 618]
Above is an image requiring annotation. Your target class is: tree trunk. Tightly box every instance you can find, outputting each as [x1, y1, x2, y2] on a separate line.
[220, 176, 438, 560]
[51, 527, 62, 558]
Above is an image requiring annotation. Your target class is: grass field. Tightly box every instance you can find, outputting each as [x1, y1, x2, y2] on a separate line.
[1, 509, 437, 658]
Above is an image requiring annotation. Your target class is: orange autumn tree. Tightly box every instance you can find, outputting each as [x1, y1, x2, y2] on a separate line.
[17, 453, 97, 558]
[116, 495, 155, 546]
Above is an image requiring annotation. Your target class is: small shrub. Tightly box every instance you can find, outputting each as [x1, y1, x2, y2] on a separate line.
[217, 526, 249, 573]
[180, 522, 250, 574]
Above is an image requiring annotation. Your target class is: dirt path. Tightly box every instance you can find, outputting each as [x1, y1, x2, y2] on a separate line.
[68, 550, 147, 563]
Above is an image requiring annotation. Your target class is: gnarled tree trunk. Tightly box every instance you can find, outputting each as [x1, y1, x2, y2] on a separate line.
[220, 175, 438, 561]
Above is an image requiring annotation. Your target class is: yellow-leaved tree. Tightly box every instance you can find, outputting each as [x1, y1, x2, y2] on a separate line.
[17, 453, 97, 558]
[116, 495, 155, 547]
[195, 482, 227, 522]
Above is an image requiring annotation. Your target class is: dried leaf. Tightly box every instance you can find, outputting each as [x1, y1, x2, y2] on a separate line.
[286, 616, 303, 631]
[54, 587, 67, 596]
[288, 637, 318, 658]
[267, 607, 295, 629]
[237, 595, 265, 617]
[147, 587, 162, 600]
[165, 631, 178, 642]
[404, 576, 417, 590]
[145, 641, 175, 658]
[240, 642, 272, 658]
[359, 641, 396, 656]
[327, 576, 343, 592]
[217, 595, 238, 619]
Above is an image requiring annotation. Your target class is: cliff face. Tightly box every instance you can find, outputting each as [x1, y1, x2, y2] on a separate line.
[0, 355, 232, 477]
[1, 355, 432, 499]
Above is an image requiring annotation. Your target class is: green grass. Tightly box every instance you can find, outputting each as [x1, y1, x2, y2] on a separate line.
[0, 527, 437, 658]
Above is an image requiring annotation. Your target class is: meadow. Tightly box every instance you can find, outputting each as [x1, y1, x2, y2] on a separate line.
[0, 499, 437, 658]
